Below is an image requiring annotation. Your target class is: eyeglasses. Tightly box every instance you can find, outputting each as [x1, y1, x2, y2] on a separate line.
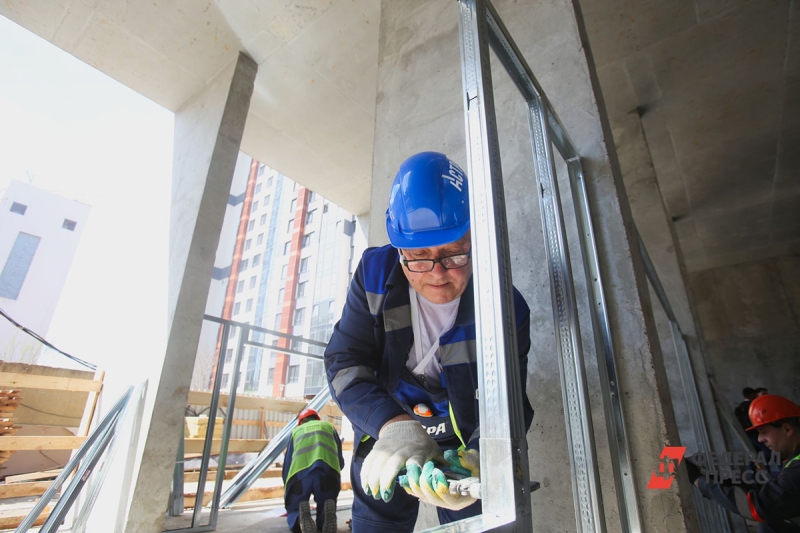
[401, 250, 472, 272]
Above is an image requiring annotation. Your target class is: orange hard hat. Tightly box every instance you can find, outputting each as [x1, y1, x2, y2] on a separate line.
[747, 394, 800, 431]
[298, 408, 320, 423]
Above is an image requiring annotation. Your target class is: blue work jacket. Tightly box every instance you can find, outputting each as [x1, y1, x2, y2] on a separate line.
[324, 245, 534, 456]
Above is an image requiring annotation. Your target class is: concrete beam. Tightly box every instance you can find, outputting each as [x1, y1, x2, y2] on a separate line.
[371, 0, 697, 530]
[124, 52, 257, 533]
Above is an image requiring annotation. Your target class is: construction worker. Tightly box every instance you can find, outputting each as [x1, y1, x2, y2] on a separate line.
[324, 152, 534, 532]
[735, 387, 759, 430]
[282, 407, 345, 533]
[686, 394, 800, 532]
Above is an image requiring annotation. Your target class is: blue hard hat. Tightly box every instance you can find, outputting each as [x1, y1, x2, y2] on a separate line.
[386, 152, 470, 249]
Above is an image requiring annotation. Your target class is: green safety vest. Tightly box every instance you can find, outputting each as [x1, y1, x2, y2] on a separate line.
[285, 420, 341, 483]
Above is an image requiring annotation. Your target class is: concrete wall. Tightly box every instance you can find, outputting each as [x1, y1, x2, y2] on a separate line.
[691, 255, 800, 416]
[372, 1, 695, 531]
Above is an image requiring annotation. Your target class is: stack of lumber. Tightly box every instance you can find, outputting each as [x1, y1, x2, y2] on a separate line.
[0, 391, 20, 470]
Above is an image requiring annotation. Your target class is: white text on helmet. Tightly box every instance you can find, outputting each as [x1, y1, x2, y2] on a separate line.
[444, 162, 464, 192]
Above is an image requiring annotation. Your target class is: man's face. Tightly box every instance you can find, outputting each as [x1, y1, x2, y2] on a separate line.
[756, 423, 793, 455]
[400, 231, 472, 304]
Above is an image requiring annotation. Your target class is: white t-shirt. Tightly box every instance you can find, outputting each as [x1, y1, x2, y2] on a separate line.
[406, 286, 460, 392]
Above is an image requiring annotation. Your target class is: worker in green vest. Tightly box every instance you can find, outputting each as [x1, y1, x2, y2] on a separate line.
[282, 407, 345, 533]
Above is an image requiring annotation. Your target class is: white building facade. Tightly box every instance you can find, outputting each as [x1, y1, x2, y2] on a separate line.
[200, 156, 359, 400]
[0, 180, 90, 362]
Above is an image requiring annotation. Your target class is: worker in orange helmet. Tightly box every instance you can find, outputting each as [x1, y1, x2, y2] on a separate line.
[282, 407, 345, 533]
[687, 394, 800, 532]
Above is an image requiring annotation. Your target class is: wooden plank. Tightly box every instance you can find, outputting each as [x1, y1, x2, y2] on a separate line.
[0, 372, 102, 393]
[0, 480, 51, 498]
[78, 369, 105, 437]
[4, 469, 62, 483]
[0, 435, 86, 450]
[183, 482, 352, 509]
[231, 419, 262, 426]
[183, 468, 281, 482]
[0, 506, 50, 529]
[183, 438, 269, 454]
[187, 391, 344, 417]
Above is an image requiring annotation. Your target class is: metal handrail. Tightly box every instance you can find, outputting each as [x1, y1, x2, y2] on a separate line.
[166, 315, 333, 532]
[16, 380, 148, 533]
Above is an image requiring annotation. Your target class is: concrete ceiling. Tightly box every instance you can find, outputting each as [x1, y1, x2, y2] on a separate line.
[586, 0, 799, 271]
[1, 0, 796, 272]
[0, 0, 380, 217]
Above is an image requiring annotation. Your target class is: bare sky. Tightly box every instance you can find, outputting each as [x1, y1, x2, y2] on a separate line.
[0, 15, 174, 387]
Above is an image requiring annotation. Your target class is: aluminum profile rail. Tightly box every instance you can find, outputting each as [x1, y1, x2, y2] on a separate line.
[455, 0, 648, 531]
[17, 382, 147, 533]
[457, 0, 532, 530]
[636, 233, 731, 533]
[219, 386, 332, 508]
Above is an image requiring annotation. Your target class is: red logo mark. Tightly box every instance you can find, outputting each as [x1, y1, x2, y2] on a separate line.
[647, 446, 687, 490]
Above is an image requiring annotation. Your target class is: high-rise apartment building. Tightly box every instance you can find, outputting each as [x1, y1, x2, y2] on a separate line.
[203, 156, 357, 399]
[0, 180, 90, 362]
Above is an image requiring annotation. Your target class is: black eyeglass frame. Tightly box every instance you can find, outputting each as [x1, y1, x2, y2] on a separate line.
[400, 250, 472, 273]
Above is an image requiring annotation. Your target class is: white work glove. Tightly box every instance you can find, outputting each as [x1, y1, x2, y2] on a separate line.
[361, 420, 442, 502]
[397, 457, 479, 511]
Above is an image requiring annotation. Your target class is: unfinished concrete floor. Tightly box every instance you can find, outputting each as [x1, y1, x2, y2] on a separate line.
[163, 491, 353, 533]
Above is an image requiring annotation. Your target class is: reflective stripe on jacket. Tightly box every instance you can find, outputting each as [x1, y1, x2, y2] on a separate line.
[324, 244, 534, 456]
[284, 420, 343, 484]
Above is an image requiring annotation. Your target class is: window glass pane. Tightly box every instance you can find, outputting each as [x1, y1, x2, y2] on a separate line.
[287, 219, 294, 232]
[297, 281, 306, 298]
[267, 177, 273, 187]
[278, 288, 285, 301]
[249, 276, 257, 289]
[239, 259, 249, 272]
[252, 201, 259, 212]
[290, 199, 297, 211]
[0, 232, 41, 300]
[281, 264, 288, 278]
[257, 233, 264, 245]
[62, 219, 77, 231]
[294, 308, 305, 325]
[266, 368, 274, 385]
[10, 202, 27, 215]
[305, 210, 315, 224]
[248, 219, 255, 231]
[244, 239, 251, 251]
[287, 365, 299, 384]
[246, 298, 253, 312]
[264, 195, 270, 206]
[260, 214, 267, 226]
[284, 242, 291, 255]
[233, 302, 241, 315]
[274, 313, 282, 329]
[299, 257, 309, 273]
[237, 280, 244, 293]
[255, 182, 262, 192]
[258, 165, 265, 177]
[253, 254, 261, 266]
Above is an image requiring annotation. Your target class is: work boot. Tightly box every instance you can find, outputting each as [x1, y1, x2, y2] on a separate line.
[322, 499, 337, 533]
[298, 500, 316, 533]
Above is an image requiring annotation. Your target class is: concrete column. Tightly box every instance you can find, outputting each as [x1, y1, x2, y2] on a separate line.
[612, 111, 729, 454]
[124, 52, 257, 533]
[371, 1, 696, 530]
